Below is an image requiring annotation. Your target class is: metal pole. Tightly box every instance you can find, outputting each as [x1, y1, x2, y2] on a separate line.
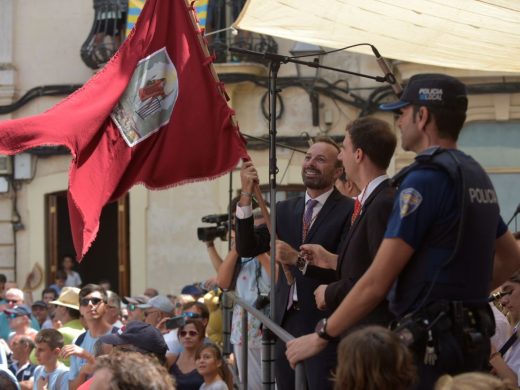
[222, 292, 233, 357]
[229, 292, 307, 390]
[268, 60, 280, 390]
[262, 329, 276, 390]
[241, 307, 248, 390]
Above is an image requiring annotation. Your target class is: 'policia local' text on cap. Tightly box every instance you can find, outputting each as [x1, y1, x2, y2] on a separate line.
[379, 73, 468, 112]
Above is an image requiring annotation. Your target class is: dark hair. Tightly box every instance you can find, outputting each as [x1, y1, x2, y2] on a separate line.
[346, 117, 397, 170]
[313, 136, 343, 168]
[62, 255, 75, 264]
[413, 105, 466, 141]
[183, 301, 209, 320]
[65, 306, 81, 319]
[114, 344, 167, 366]
[79, 284, 108, 302]
[42, 288, 58, 300]
[0, 274, 6, 284]
[334, 326, 416, 390]
[196, 343, 233, 389]
[35, 328, 64, 350]
[55, 270, 67, 281]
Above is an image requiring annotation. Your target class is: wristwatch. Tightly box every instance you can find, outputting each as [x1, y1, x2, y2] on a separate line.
[315, 318, 336, 341]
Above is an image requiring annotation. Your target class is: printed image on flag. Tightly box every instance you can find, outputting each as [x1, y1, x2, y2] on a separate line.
[112, 47, 179, 146]
[0, 0, 248, 260]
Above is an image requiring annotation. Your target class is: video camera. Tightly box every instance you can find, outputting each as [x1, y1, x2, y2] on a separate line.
[197, 213, 230, 242]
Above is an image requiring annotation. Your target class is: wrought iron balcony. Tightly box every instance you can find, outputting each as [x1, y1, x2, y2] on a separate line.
[205, 0, 278, 64]
[80, 0, 128, 70]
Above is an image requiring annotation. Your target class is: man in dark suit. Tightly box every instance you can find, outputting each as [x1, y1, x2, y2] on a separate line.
[303, 117, 397, 332]
[235, 137, 353, 390]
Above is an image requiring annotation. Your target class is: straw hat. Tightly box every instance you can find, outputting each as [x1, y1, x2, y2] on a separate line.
[50, 287, 80, 311]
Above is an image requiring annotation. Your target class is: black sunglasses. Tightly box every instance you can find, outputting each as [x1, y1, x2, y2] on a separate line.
[179, 330, 199, 337]
[80, 297, 104, 306]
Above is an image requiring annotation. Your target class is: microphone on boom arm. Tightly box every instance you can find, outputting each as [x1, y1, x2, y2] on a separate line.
[370, 45, 402, 96]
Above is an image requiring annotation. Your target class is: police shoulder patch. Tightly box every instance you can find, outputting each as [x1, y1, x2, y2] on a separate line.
[399, 188, 423, 218]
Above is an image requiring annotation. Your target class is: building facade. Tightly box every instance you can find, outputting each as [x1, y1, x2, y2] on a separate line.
[0, 0, 519, 296]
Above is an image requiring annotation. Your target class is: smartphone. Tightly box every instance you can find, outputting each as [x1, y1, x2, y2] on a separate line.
[165, 315, 186, 330]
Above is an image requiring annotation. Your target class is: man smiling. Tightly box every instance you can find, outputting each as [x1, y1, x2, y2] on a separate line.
[236, 137, 353, 389]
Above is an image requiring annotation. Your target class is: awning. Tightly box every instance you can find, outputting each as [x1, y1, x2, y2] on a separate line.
[234, 0, 520, 74]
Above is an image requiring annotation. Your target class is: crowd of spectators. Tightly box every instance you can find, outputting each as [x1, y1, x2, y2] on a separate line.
[0, 255, 235, 390]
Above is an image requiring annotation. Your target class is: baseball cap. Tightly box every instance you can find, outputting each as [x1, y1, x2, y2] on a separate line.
[180, 285, 204, 297]
[5, 305, 31, 317]
[137, 295, 174, 314]
[379, 73, 468, 112]
[50, 287, 80, 311]
[123, 295, 149, 305]
[31, 301, 48, 309]
[99, 320, 168, 356]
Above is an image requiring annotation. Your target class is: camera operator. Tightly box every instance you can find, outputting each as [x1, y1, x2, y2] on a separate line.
[211, 208, 271, 390]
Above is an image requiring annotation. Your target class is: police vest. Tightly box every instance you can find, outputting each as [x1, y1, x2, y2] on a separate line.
[390, 147, 499, 316]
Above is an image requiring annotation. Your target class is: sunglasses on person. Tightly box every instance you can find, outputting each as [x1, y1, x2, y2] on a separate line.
[6, 299, 20, 305]
[79, 297, 104, 306]
[127, 303, 136, 311]
[183, 312, 201, 319]
[179, 330, 199, 337]
[7, 313, 22, 319]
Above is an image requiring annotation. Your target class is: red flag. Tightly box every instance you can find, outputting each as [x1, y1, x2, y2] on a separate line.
[0, 0, 248, 259]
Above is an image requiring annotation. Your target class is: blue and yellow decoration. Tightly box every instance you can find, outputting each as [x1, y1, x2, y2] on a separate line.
[125, 0, 208, 37]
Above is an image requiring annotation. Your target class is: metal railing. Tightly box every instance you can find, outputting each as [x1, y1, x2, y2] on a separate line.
[204, 0, 278, 64]
[224, 291, 307, 390]
[208, 32, 279, 64]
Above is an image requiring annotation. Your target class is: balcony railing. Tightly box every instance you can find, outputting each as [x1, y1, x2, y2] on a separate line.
[205, 0, 278, 64]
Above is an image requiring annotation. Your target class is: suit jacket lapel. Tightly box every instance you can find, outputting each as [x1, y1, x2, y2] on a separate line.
[294, 196, 305, 245]
[305, 188, 340, 243]
[337, 179, 390, 270]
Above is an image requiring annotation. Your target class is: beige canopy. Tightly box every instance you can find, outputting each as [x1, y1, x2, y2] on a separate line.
[234, 0, 520, 73]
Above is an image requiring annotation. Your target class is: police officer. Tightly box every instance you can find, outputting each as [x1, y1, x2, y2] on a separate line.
[286, 74, 520, 389]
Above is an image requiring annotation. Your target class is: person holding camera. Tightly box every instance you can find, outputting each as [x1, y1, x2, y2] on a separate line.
[207, 209, 270, 390]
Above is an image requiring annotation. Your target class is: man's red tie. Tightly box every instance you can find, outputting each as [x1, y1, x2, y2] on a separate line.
[302, 199, 319, 242]
[351, 197, 362, 225]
